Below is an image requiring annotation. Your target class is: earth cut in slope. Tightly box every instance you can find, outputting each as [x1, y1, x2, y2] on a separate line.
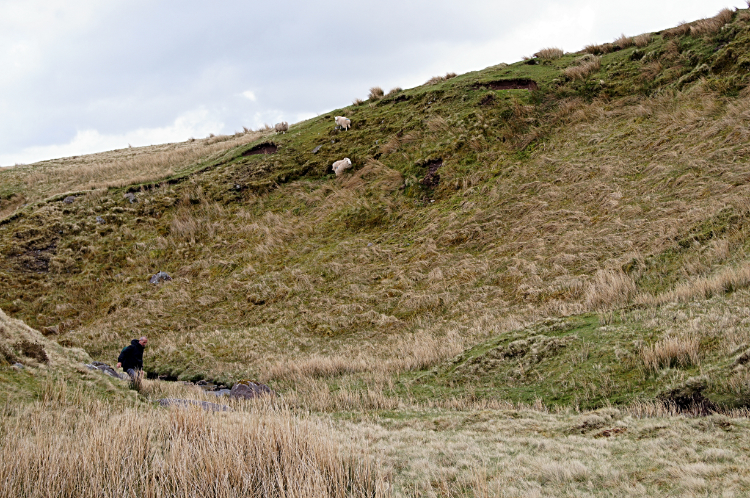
[421, 159, 443, 188]
[475, 79, 539, 91]
[242, 143, 278, 156]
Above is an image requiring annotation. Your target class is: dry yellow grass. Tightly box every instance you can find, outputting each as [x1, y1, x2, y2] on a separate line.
[633, 33, 653, 47]
[369, 87, 385, 100]
[0, 130, 267, 218]
[640, 335, 701, 373]
[338, 403, 750, 496]
[636, 261, 750, 307]
[564, 56, 601, 80]
[614, 34, 634, 50]
[425, 72, 458, 85]
[584, 269, 637, 311]
[534, 47, 565, 60]
[0, 394, 386, 498]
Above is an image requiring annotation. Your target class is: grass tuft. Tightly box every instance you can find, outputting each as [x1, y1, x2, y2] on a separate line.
[564, 55, 601, 81]
[534, 47, 565, 60]
[368, 87, 385, 100]
[641, 336, 700, 373]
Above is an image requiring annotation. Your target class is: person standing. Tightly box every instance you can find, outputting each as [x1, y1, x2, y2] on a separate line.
[117, 336, 148, 379]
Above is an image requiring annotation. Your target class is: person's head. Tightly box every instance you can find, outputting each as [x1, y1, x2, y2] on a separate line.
[138, 336, 148, 347]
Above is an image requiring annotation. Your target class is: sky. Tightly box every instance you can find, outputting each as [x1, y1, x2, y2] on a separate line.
[0, 0, 746, 166]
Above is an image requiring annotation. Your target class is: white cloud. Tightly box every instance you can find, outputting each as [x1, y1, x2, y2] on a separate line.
[242, 90, 257, 102]
[0, 107, 223, 166]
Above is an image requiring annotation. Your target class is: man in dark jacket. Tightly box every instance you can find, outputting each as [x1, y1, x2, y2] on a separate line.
[117, 336, 148, 379]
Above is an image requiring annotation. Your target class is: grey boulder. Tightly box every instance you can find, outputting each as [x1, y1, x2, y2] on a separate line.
[149, 271, 172, 284]
[159, 398, 232, 412]
[85, 361, 124, 379]
[229, 380, 274, 400]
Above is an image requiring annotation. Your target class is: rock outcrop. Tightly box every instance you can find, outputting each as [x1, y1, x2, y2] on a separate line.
[229, 380, 275, 400]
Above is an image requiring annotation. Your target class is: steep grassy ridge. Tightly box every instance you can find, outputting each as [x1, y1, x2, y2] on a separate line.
[2, 8, 750, 409]
[0, 131, 265, 219]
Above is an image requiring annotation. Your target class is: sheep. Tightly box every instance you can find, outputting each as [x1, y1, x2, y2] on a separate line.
[274, 122, 288, 134]
[334, 116, 351, 131]
[332, 158, 352, 176]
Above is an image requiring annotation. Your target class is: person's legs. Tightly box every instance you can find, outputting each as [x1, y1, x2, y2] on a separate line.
[126, 368, 137, 380]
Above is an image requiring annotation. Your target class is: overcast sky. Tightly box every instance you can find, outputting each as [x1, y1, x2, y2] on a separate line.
[0, 0, 745, 166]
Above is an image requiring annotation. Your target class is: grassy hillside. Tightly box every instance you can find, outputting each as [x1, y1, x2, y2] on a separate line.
[6, 7, 750, 497]
[2, 7, 750, 413]
[0, 130, 266, 219]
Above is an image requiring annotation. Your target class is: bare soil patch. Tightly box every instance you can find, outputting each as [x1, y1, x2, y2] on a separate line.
[475, 79, 539, 91]
[242, 143, 278, 157]
[421, 159, 443, 188]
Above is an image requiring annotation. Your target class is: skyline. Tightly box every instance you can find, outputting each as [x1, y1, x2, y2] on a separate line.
[1, 0, 745, 166]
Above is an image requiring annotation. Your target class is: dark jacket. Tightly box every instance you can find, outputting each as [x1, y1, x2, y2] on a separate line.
[118, 339, 144, 371]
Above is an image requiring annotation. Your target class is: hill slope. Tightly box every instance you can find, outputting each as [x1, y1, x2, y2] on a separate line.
[2, 7, 750, 410]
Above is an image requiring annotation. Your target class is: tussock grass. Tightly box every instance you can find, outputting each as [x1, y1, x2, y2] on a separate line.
[633, 33, 652, 47]
[640, 335, 701, 373]
[425, 72, 457, 85]
[583, 43, 612, 55]
[584, 269, 636, 311]
[534, 47, 565, 60]
[637, 261, 750, 307]
[368, 87, 385, 100]
[614, 34, 635, 50]
[664, 9, 734, 39]
[564, 56, 601, 80]
[0, 397, 386, 498]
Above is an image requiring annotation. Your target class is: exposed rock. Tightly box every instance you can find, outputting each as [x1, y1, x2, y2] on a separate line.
[63, 196, 76, 204]
[85, 361, 124, 379]
[124, 193, 138, 204]
[229, 380, 274, 400]
[312, 145, 322, 154]
[41, 325, 59, 336]
[96, 216, 105, 224]
[158, 398, 232, 412]
[12, 363, 24, 369]
[206, 389, 232, 397]
[149, 271, 172, 284]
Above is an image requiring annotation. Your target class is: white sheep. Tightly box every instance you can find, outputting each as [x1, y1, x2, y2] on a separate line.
[274, 122, 288, 134]
[332, 158, 352, 176]
[334, 116, 351, 131]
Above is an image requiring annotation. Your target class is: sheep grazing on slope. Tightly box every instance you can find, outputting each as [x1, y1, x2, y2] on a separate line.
[334, 116, 351, 131]
[274, 122, 288, 134]
[332, 158, 352, 176]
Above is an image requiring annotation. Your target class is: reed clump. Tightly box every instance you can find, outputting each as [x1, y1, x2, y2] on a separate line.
[0, 399, 386, 498]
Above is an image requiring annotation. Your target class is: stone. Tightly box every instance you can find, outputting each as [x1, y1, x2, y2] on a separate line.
[149, 271, 172, 284]
[124, 193, 138, 204]
[12, 363, 24, 369]
[312, 145, 322, 154]
[229, 380, 274, 400]
[206, 389, 232, 397]
[63, 196, 76, 204]
[158, 398, 232, 412]
[96, 216, 105, 224]
[41, 325, 59, 336]
[84, 361, 124, 379]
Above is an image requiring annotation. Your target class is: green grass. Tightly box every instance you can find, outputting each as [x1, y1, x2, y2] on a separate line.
[2, 9, 750, 409]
